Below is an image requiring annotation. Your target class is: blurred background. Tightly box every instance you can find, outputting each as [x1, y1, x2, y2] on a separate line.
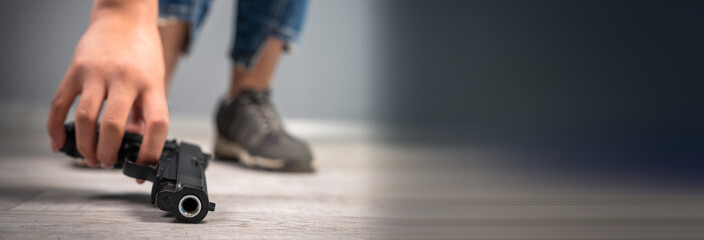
[2, 0, 704, 238]
[0, 0, 378, 121]
[3, 0, 703, 144]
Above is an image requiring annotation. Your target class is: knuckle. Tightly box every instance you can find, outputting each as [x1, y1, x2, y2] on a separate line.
[73, 58, 96, 72]
[74, 58, 140, 78]
[101, 118, 124, 134]
[75, 106, 96, 125]
[147, 117, 169, 130]
[111, 60, 142, 78]
[112, 60, 132, 72]
[50, 95, 68, 110]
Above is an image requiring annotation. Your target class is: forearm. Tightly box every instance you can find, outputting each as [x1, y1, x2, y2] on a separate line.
[90, 0, 159, 26]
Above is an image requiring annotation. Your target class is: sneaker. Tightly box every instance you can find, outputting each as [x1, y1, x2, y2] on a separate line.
[214, 90, 315, 172]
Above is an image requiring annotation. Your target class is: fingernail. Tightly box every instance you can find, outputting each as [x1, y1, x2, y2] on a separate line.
[86, 158, 98, 168]
[101, 162, 113, 168]
[50, 139, 59, 152]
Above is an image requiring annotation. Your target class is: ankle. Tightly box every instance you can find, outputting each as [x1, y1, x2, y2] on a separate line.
[228, 85, 269, 99]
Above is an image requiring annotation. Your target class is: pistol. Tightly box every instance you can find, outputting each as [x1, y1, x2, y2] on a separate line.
[59, 122, 216, 223]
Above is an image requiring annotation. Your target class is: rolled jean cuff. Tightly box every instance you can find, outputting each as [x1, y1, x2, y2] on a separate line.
[230, 0, 308, 69]
[230, 28, 300, 69]
[158, 0, 212, 54]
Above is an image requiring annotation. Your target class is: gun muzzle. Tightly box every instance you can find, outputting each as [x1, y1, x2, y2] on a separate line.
[179, 195, 202, 218]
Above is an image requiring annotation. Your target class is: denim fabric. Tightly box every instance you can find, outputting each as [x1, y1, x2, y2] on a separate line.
[158, 0, 308, 68]
[231, 0, 308, 68]
[158, 0, 212, 53]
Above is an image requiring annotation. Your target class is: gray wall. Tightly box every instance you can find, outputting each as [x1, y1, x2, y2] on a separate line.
[3, 0, 703, 147]
[375, 0, 704, 146]
[0, 0, 378, 121]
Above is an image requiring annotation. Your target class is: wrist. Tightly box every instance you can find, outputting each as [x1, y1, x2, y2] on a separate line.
[90, 0, 159, 27]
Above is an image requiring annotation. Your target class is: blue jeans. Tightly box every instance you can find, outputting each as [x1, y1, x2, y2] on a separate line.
[158, 0, 308, 68]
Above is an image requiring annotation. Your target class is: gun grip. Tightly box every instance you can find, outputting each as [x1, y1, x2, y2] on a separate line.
[122, 160, 158, 182]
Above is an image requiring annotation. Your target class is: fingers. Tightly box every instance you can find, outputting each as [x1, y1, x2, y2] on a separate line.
[135, 90, 169, 166]
[47, 69, 80, 152]
[74, 80, 106, 167]
[97, 84, 137, 168]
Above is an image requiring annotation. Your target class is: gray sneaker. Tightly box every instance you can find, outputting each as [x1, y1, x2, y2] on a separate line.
[214, 90, 315, 172]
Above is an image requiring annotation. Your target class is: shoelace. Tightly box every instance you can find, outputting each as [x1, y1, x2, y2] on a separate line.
[247, 92, 283, 135]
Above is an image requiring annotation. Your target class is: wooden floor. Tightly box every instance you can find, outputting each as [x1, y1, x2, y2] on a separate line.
[2, 111, 704, 239]
[0, 144, 378, 239]
[0, 113, 382, 239]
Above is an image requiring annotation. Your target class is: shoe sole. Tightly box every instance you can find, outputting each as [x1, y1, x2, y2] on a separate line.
[214, 135, 315, 172]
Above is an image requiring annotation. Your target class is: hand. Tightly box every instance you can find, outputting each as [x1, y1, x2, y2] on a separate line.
[47, 1, 168, 169]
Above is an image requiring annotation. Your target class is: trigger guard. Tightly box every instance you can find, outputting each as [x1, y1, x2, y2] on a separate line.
[122, 160, 158, 182]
